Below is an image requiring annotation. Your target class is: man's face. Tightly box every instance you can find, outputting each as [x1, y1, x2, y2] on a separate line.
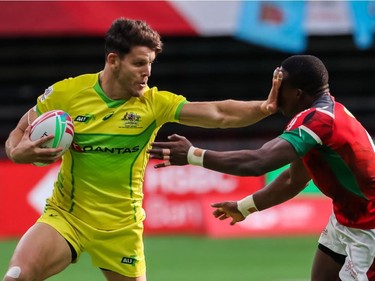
[278, 79, 301, 118]
[117, 46, 156, 98]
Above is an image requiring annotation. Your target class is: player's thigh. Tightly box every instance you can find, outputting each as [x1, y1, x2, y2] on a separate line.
[6, 222, 72, 280]
[89, 221, 145, 278]
[102, 270, 146, 281]
[311, 247, 342, 281]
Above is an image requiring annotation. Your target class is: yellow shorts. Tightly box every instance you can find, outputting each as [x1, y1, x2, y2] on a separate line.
[37, 204, 146, 278]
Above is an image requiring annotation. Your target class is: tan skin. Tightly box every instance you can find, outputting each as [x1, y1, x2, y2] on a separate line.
[4, 46, 281, 281]
[148, 75, 344, 280]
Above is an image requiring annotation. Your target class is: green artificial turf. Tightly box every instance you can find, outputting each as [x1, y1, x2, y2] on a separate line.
[0, 235, 317, 281]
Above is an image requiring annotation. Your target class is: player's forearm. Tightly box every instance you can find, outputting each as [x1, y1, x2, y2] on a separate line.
[184, 138, 297, 177]
[237, 169, 306, 219]
[215, 100, 271, 128]
[198, 150, 266, 177]
[5, 128, 24, 162]
[253, 170, 305, 211]
[180, 100, 271, 129]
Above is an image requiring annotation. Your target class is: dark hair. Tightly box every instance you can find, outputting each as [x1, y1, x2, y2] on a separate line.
[104, 18, 163, 58]
[281, 55, 329, 96]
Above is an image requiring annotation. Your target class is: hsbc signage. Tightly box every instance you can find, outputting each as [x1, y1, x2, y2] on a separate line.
[0, 160, 330, 238]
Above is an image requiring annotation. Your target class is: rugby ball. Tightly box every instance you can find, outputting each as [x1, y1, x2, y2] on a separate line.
[30, 110, 74, 166]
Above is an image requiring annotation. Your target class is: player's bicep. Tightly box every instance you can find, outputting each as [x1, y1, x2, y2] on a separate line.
[17, 107, 38, 131]
[179, 102, 220, 127]
[27, 107, 38, 125]
[257, 137, 300, 172]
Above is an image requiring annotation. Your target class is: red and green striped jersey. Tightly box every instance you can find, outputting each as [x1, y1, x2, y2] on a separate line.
[280, 93, 375, 229]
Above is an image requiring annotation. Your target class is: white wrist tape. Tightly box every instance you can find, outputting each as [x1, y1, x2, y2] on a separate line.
[237, 195, 258, 217]
[187, 146, 206, 166]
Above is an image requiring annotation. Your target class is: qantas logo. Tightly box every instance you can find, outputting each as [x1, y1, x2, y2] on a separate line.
[72, 143, 139, 154]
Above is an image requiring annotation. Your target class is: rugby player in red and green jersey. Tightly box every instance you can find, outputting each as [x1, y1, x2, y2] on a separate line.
[149, 55, 375, 281]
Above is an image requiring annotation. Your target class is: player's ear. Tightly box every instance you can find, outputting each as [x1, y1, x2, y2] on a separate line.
[296, 88, 305, 98]
[107, 53, 120, 69]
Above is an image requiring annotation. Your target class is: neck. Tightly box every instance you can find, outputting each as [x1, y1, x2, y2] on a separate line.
[99, 70, 129, 100]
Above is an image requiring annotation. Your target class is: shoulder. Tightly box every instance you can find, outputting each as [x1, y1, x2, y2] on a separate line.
[143, 86, 173, 97]
[53, 73, 98, 91]
[286, 106, 333, 132]
[38, 73, 99, 105]
[286, 108, 317, 131]
[142, 86, 186, 103]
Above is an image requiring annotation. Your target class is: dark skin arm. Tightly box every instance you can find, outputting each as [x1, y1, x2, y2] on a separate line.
[149, 134, 299, 177]
[211, 160, 311, 225]
[148, 136, 310, 225]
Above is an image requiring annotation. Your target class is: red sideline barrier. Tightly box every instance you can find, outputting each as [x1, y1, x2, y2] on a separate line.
[0, 161, 55, 238]
[200, 194, 331, 238]
[0, 159, 331, 239]
[142, 163, 264, 235]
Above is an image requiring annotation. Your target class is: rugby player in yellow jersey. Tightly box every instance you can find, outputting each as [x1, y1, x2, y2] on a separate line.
[4, 18, 282, 281]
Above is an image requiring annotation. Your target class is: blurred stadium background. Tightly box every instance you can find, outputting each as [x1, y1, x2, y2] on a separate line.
[1, 1, 374, 280]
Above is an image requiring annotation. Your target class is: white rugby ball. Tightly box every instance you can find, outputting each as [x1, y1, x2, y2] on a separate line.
[30, 110, 74, 166]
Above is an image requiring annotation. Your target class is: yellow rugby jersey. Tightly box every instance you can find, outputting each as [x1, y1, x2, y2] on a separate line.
[36, 73, 187, 230]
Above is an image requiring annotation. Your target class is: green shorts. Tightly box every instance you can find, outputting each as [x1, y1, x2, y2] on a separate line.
[37, 204, 146, 278]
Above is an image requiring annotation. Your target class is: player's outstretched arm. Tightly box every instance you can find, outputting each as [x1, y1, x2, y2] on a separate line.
[211, 160, 310, 225]
[149, 133, 299, 176]
[178, 68, 282, 129]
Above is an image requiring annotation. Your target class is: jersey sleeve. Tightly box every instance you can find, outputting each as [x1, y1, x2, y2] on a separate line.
[36, 78, 73, 115]
[279, 127, 321, 157]
[147, 88, 188, 125]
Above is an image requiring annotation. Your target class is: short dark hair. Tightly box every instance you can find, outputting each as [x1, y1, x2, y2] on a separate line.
[104, 18, 163, 58]
[281, 55, 329, 96]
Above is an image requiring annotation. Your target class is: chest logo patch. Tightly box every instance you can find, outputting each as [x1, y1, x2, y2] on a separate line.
[120, 112, 142, 128]
[74, 114, 95, 123]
